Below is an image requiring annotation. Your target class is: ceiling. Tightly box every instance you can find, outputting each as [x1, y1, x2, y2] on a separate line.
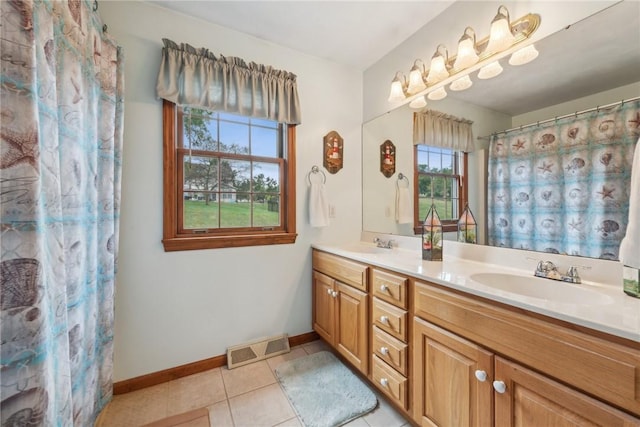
[148, 1, 640, 116]
[148, 1, 454, 70]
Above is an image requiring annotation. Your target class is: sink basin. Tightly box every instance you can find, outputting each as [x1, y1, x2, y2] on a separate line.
[469, 272, 613, 306]
[339, 243, 393, 254]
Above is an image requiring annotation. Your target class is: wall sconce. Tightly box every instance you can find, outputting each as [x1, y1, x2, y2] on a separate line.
[422, 204, 443, 261]
[389, 5, 540, 105]
[457, 203, 477, 243]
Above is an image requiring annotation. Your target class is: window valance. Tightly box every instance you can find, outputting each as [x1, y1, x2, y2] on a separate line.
[156, 38, 301, 124]
[413, 109, 475, 152]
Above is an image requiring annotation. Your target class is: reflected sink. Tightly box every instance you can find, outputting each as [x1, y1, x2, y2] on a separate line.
[469, 273, 613, 306]
[339, 243, 393, 254]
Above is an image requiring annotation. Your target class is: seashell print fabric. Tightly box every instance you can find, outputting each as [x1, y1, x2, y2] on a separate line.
[0, 1, 123, 425]
[488, 100, 640, 259]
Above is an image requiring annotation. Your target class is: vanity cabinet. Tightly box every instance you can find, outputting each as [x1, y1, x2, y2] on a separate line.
[413, 317, 494, 426]
[312, 251, 369, 375]
[413, 279, 640, 426]
[371, 267, 410, 410]
[311, 248, 640, 425]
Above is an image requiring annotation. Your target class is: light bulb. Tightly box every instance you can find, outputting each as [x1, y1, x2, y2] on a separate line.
[427, 45, 449, 85]
[485, 6, 516, 55]
[450, 75, 473, 91]
[409, 96, 427, 109]
[407, 61, 427, 94]
[478, 61, 503, 79]
[453, 27, 479, 71]
[387, 73, 406, 102]
[427, 87, 447, 101]
[509, 44, 539, 65]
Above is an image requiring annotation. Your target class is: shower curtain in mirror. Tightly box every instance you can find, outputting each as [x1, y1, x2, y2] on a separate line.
[1, 1, 123, 425]
[488, 100, 640, 259]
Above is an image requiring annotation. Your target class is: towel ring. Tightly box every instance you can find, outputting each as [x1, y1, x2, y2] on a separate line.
[396, 172, 409, 189]
[307, 165, 326, 185]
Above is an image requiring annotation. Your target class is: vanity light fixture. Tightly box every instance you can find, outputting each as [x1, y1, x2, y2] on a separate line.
[407, 59, 427, 94]
[509, 44, 539, 65]
[387, 71, 407, 102]
[388, 5, 540, 104]
[409, 95, 427, 109]
[453, 27, 479, 70]
[477, 60, 504, 79]
[426, 45, 450, 86]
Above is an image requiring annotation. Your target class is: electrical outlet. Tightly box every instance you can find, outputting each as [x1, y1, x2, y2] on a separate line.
[329, 204, 336, 218]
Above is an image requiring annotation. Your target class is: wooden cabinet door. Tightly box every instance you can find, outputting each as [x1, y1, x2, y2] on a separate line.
[312, 271, 335, 344]
[494, 357, 640, 427]
[335, 281, 368, 375]
[413, 317, 494, 427]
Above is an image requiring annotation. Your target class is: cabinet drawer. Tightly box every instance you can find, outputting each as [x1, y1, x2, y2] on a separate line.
[372, 268, 407, 309]
[313, 250, 368, 292]
[372, 355, 408, 410]
[414, 280, 640, 416]
[373, 326, 408, 375]
[372, 297, 407, 341]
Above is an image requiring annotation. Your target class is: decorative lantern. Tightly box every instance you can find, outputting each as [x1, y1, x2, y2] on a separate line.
[422, 204, 443, 261]
[457, 203, 478, 244]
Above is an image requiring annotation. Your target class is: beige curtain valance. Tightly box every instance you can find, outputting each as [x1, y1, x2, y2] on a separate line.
[156, 38, 301, 124]
[413, 109, 475, 152]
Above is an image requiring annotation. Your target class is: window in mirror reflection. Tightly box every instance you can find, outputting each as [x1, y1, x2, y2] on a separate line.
[415, 145, 468, 233]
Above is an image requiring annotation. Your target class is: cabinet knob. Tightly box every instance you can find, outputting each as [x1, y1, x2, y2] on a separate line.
[380, 346, 389, 355]
[379, 315, 389, 324]
[380, 378, 389, 387]
[474, 370, 487, 382]
[327, 288, 332, 295]
[331, 290, 338, 298]
[380, 284, 389, 292]
[492, 380, 507, 394]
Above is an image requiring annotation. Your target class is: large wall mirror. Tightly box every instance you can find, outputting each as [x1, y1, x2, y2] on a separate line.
[362, 1, 640, 259]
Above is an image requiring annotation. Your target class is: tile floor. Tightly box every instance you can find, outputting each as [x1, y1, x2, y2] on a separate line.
[96, 340, 412, 427]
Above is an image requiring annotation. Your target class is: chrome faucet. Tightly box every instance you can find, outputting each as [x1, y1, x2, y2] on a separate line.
[373, 237, 394, 249]
[534, 260, 582, 284]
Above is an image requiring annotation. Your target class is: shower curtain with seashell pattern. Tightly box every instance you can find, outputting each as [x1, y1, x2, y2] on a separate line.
[488, 100, 640, 259]
[0, 1, 123, 425]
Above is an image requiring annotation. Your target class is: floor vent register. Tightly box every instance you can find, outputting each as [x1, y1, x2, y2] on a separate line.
[226, 334, 290, 369]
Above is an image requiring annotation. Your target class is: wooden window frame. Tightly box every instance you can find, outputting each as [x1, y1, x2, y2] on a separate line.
[413, 146, 468, 234]
[162, 100, 297, 251]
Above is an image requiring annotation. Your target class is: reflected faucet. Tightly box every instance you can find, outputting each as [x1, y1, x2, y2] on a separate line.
[373, 237, 394, 249]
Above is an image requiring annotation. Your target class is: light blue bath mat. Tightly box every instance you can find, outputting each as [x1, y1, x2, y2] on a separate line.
[274, 351, 377, 427]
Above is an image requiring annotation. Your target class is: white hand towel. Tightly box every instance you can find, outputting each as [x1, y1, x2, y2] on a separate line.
[620, 139, 640, 268]
[395, 186, 412, 224]
[309, 181, 329, 227]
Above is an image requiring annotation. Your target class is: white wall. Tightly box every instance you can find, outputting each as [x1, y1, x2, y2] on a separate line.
[100, 1, 363, 381]
[512, 82, 640, 126]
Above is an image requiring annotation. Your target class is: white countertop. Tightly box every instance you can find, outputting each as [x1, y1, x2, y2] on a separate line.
[312, 238, 640, 343]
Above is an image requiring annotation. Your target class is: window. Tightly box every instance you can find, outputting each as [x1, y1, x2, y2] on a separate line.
[414, 145, 468, 233]
[162, 100, 297, 251]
